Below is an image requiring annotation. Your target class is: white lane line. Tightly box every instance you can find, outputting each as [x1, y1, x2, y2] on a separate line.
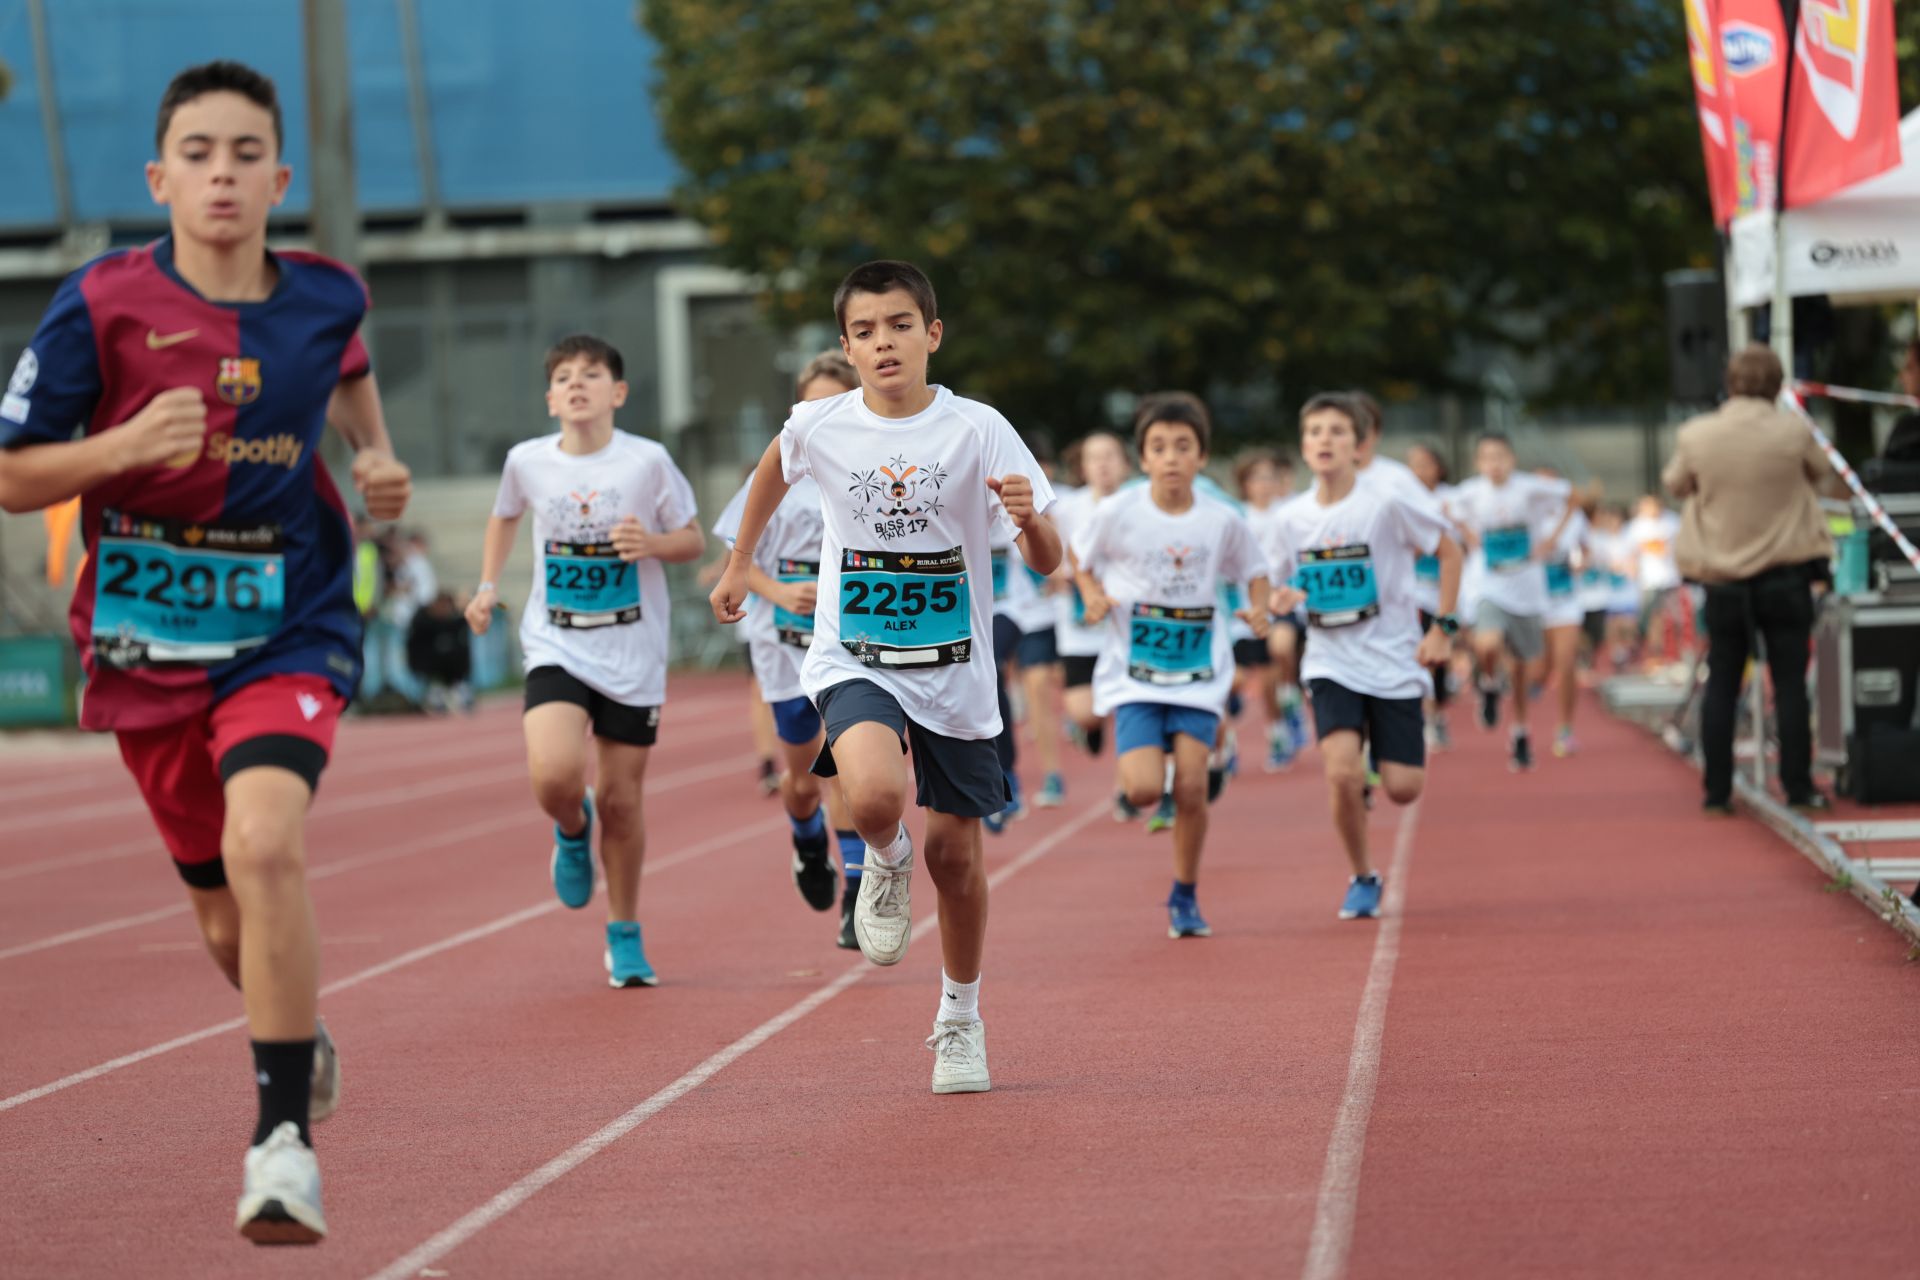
[1300, 800, 1422, 1280]
[0, 817, 786, 1115]
[364, 801, 1109, 1280]
[0, 750, 760, 958]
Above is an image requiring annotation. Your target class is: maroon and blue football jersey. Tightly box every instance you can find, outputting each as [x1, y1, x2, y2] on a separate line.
[0, 236, 372, 731]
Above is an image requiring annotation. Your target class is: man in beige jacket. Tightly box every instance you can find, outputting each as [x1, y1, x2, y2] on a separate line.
[1664, 344, 1832, 814]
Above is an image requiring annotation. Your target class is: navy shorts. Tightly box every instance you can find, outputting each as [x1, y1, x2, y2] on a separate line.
[525, 666, 660, 747]
[811, 679, 1009, 819]
[1017, 625, 1060, 667]
[1232, 637, 1271, 669]
[1306, 678, 1425, 768]
[770, 695, 823, 746]
[1062, 654, 1098, 689]
[1114, 702, 1221, 755]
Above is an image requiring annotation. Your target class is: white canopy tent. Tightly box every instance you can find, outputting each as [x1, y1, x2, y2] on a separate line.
[1730, 109, 1920, 310]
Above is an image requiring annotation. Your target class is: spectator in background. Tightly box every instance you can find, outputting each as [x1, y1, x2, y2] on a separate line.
[1883, 338, 1920, 463]
[1664, 344, 1833, 815]
[378, 530, 437, 707]
[406, 590, 474, 714]
[1625, 494, 1681, 662]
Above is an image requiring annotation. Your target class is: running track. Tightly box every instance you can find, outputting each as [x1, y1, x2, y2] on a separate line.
[1, 675, 1914, 1278]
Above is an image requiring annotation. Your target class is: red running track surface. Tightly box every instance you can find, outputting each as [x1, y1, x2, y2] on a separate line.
[0, 676, 1914, 1279]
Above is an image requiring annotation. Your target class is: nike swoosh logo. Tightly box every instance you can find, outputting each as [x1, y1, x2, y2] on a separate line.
[145, 328, 200, 349]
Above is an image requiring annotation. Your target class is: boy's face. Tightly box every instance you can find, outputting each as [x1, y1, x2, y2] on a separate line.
[1140, 421, 1205, 491]
[546, 358, 628, 426]
[798, 375, 849, 403]
[1082, 435, 1129, 491]
[1241, 460, 1280, 506]
[1475, 439, 1515, 484]
[840, 289, 942, 393]
[146, 91, 289, 247]
[1300, 409, 1358, 477]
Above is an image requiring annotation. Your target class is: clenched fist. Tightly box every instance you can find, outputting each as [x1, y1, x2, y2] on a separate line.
[352, 449, 412, 521]
[986, 473, 1038, 528]
[114, 387, 208, 472]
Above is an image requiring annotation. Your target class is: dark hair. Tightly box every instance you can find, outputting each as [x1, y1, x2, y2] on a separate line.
[1475, 431, 1515, 453]
[155, 61, 283, 155]
[1232, 447, 1283, 495]
[1347, 390, 1384, 438]
[1725, 343, 1785, 399]
[1133, 391, 1211, 456]
[795, 350, 859, 397]
[1298, 392, 1367, 436]
[834, 260, 938, 335]
[544, 334, 625, 382]
[1407, 441, 1450, 484]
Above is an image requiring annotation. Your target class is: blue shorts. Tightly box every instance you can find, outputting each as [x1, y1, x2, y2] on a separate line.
[1016, 626, 1059, 666]
[1114, 703, 1221, 755]
[770, 695, 823, 746]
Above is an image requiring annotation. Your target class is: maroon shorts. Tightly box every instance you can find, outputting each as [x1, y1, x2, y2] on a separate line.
[114, 674, 345, 888]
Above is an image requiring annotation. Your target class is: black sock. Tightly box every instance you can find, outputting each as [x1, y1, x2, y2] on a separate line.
[251, 1038, 315, 1147]
[1085, 724, 1104, 756]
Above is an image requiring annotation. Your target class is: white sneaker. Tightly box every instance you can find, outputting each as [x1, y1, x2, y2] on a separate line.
[926, 1019, 990, 1094]
[309, 1019, 340, 1125]
[853, 828, 913, 966]
[235, 1121, 326, 1244]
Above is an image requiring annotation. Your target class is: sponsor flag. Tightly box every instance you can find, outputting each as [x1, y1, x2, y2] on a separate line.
[1782, 0, 1903, 208]
[1717, 0, 1791, 213]
[1685, 0, 1740, 226]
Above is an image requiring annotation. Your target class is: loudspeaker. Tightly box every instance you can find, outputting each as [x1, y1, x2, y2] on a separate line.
[1665, 270, 1729, 405]
[1847, 726, 1920, 804]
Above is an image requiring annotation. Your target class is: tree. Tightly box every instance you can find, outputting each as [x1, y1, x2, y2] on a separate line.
[639, 1, 1712, 440]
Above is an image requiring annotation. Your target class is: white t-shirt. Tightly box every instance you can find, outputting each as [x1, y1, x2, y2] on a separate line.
[1072, 486, 1263, 717]
[714, 472, 826, 704]
[1360, 454, 1444, 517]
[780, 386, 1055, 740]
[994, 536, 1056, 634]
[1407, 481, 1457, 615]
[1051, 485, 1114, 658]
[1627, 511, 1682, 591]
[1543, 508, 1590, 626]
[1577, 518, 1612, 613]
[1262, 480, 1452, 701]
[1448, 473, 1571, 618]
[492, 430, 699, 707]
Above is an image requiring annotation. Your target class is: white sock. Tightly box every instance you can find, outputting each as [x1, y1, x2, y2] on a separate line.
[939, 972, 980, 1024]
[868, 823, 911, 867]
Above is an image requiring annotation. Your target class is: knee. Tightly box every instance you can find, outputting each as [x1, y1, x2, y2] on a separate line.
[595, 784, 642, 835]
[1324, 758, 1367, 795]
[1123, 774, 1163, 809]
[1383, 774, 1423, 806]
[1170, 771, 1208, 812]
[221, 813, 303, 885]
[922, 831, 981, 889]
[532, 772, 585, 819]
[845, 781, 906, 835]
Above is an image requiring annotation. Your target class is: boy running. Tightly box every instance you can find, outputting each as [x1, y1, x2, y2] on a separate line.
[466, 335, 703, 988]
[1053, 431, 1131, 766]
[1265, 394, 1461, 920]
[0, 62, 412, 1243]
[1073, 393, 1269, 939]
[712, 351, 867, 948]
[710, 260, 1060, 1095]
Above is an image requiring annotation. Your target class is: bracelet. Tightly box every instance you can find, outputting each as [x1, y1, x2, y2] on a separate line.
[730, 544, 756, 559]
[476, 580, 496, 594]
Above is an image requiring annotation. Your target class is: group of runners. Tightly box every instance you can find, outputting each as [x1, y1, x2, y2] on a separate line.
[0, 57, 1683, 1250]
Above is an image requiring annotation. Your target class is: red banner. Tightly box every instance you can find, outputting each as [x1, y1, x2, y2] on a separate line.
[1717, 0, 1791, 214]
[1685, 0, 1739, 225]
[1783, 0, 1903, 208]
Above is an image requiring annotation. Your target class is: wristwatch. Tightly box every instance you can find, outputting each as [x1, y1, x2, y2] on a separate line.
[476, 580, 496, 595]
[1434, 613, 1460, 636]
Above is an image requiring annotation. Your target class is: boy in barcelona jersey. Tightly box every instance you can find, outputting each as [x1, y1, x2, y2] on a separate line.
[466, 335, 703, 989]
[710, 260, 1060, 1095]
[0, 62, 412, 1243]
[1262, 393, 1463, 922]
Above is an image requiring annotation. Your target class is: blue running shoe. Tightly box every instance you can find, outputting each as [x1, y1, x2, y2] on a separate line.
[1285, 705, 1309, 754]
[1035, 772, 1066, 809]
[1167, 894, 1212, 939]
[984, 772, 1024, 835]
[1338, 875, 1383, 920]
[550, 789, 595, 909]
[1145, 794, 1176, 834]
[604, 922, 657, 988]
[1265, 724, 1295, 773]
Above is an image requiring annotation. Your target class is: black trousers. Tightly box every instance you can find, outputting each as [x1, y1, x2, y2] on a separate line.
[1700, 565, 1817, 805]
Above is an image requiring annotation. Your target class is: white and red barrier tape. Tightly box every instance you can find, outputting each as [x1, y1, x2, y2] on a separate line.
[1780, 385, 1920, 573]
[1792, 381, 1920, 410]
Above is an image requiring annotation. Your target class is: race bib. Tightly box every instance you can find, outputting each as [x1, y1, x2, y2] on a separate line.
[1485, 525, 1532, 572]
[773, 558, 819, 648]
[990, 549, 1010, 601]
[839, 546, 973, 668]
[544, 541, 640, 628]
[1023, 562, 1049, 591]
[1580, 566, 1605, 589]
[1414, 554, 1441, 584]
[1297, 544, 1379, 629]
[92, 509, 284, 668]
[1546, 561, 1575, 598]
[1128, 603, 1214, 686]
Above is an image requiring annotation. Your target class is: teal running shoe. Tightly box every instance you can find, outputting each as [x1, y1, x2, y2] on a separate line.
[551, 789, 595, 909]
[604, 921, 657, 988]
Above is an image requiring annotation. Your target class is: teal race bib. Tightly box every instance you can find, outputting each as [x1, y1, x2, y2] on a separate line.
[990, 550, 1010, 601]
[840, 546, 974, 668]
[1546, 561, 1575, 598]
[1580, 566, 1605, 590]
[774, 558, 819, 648]
[544, 541, 640, 628]
[1414, 554, 1441, 584]
[92, 509, 284, 668]
[1485, 524, 1532, 572]
[1297, 544, 1379, 629]
[1128, 603, 1214, 686]
[1023, 562, 1048, 591]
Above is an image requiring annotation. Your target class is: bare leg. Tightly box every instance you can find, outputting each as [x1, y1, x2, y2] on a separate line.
[923, 809, 987, 983]
[594, 737, 651, 923]
[777, 735, 825, 822]
[1169, 732, 1212, 884]
[221, 768, 319, 1041]
[1319, 731, 1372, 878]
[825, 721, 913, 847]
[1548, 625, 1581, 736]
[523, 701, 591, 834]
[188, 884, 243, 989]
[1022, 662, 1063, 780]
[1118, 745, 1168, 812]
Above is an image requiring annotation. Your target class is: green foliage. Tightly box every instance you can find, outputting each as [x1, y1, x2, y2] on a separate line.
[639, 2, 1713, 436]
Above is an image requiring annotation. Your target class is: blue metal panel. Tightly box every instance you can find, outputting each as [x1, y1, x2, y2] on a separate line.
[0, 0, 676, 229]
[0, 1, 62, 226]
